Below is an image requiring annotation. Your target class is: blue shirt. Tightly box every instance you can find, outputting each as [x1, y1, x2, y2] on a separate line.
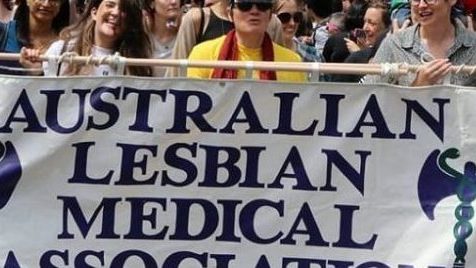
[4, 20, 20, 53]
[0, 20, 29, 75]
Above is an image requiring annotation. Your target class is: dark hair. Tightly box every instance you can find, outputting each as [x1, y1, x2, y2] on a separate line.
[139, 0, 153, 13]
[370, 31, 387, 59]
[14, 0, 70, 47]
[344, 0, 368, 31]
[1, 0, 13, 10]
[305, 0, 332, 19]
[60, 0, 153, 76]
[331, 0, 342, 13]
[75, 0, 87, 14]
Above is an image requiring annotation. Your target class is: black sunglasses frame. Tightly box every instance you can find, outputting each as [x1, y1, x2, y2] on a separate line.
[234, 2, 273, 12]
[277, 12, 303, 24]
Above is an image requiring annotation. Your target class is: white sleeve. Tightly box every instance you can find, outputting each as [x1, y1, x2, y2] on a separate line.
[42, 40, 66, 76]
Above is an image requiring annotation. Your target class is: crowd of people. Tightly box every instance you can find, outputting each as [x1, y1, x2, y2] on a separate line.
[1, 0, 476, 85]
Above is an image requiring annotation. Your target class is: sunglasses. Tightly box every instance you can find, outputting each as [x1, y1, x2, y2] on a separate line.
[277, 12, 303, 24]
[234, 2, 273, 12]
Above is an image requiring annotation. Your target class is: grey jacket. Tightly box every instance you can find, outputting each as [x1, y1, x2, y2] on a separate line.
[363, 21, 476, 86]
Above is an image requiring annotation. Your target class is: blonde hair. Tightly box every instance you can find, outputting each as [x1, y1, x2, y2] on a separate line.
[59, 18, 96, 75]
[275, 0, 298, 13]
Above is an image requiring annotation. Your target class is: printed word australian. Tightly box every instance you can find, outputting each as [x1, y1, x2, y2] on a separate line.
[0, 88, 449, 141]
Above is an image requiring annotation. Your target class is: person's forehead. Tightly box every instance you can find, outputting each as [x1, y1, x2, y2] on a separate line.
[365, 7, 385, 19]
[233, 0, 274, 3]
[280, 0, 297, 9]
[102, 0, 120, 5]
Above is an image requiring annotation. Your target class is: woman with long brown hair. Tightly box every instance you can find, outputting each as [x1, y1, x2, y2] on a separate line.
[1, 0, 69, 74]
[21, 0, 152, 76]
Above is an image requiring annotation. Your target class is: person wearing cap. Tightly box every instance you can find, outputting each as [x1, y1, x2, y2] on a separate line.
[186, 0, 306, 82]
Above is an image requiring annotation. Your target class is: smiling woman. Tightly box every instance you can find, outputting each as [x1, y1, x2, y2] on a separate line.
[275, 0, 302, 51]
[364, 0, 476, 86]
[0, 0, 69, 74]
[19, 0, 153, 76]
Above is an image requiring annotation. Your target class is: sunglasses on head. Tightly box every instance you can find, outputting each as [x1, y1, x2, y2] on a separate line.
[234, 2, 273, 12]
[277, 12, 303, 24]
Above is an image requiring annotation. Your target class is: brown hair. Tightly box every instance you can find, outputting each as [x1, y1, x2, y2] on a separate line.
[366, 0, 391, 28]
[59, 0, 153, 76]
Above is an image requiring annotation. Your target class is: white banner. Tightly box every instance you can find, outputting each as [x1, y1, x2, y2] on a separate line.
[0, 76, 475, 268]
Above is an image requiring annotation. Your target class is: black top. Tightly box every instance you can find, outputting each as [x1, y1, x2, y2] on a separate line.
[332, 48, 373, 82]
[197, 8, 234, 44]
[322, 32, 350, 63]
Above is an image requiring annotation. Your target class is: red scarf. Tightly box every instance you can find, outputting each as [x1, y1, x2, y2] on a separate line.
[211, 30, 277, 80]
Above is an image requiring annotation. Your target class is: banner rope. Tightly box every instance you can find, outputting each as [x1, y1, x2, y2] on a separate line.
[1, 52, 476, 77]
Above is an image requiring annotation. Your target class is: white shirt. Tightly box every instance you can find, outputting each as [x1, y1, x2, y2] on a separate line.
[43, 40, 118, 76]
[152, 35, 176, 77]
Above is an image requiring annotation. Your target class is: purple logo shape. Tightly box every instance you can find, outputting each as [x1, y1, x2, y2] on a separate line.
[418, 149, 459, 220]
[0, 141, 22, 210]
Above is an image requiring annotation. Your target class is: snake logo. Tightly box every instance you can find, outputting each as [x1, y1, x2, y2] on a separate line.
[418, 148, 476, 268]
[0, 141, 22, 210]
